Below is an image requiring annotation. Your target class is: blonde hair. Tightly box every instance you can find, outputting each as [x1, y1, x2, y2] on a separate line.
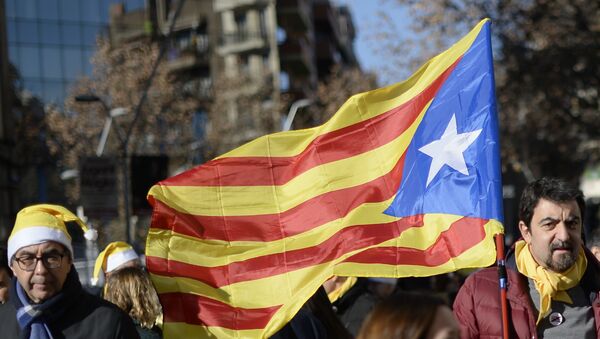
[104, 266, 162, 329]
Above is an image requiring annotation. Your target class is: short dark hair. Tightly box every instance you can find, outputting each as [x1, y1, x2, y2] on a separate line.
[519, 177, 585, 227]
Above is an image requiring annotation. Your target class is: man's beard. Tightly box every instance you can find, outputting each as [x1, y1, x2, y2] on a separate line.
[544, 240, 578, 272]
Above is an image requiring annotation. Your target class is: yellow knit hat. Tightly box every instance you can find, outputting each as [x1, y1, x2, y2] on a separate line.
[7, 204, 98, 260]
[92, 241, 139, 285]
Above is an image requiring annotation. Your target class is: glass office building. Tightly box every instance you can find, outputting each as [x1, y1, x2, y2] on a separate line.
[4, 0, 145, 105]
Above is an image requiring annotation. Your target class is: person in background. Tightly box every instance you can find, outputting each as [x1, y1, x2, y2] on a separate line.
[0, 246, 12, 304]
[324, 276, 380, 336]
[454, 177, 600, 338]
[104, 266, 162, 339]
[587, 226, 600, 262]
[0, 204, 139, 338]
[92, 241, 141, 287]
[271, 286, 353, 339]
[356, 291, 459, 339]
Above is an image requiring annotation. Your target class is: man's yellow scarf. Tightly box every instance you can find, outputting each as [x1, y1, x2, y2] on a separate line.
[515, 240, 587, 324]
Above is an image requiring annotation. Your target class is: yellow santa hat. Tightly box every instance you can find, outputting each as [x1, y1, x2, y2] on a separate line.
[93, 241, 139, 285]
[7, 204, 98, 260]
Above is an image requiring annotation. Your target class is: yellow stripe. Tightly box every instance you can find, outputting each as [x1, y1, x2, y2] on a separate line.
[216, 20, 486, 159]
[145, 213, 459, 269]
[145, 197, 398, 267]
[162, 322, 263, 339]
[149, 215, 497, 308]
[149, 100, 429, 217]
[158, 220, 501, 338]
[334, 220, 502, 277]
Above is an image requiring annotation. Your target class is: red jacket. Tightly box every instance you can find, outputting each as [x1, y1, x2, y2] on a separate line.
[453, 251, 600, 339]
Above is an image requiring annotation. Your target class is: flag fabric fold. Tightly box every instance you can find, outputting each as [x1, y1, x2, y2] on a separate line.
[146, 19, 503, 338]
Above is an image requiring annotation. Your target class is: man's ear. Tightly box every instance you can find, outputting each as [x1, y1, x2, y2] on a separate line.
[10, 261, 16, 276]
[519, 221, 532, 243]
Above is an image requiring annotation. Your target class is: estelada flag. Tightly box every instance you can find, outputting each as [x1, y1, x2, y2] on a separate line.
[146, 19, 503, 338]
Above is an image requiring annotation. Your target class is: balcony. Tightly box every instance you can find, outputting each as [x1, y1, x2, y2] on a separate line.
[214, 0, 270, 12]
[217, 30, 268, 55]
[166, 35, 210, 73]
[277, 0, 311, 32]
[182, 77, 212, 99]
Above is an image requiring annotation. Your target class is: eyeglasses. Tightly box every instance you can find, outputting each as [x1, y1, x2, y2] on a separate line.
[14, 252, 66, 272]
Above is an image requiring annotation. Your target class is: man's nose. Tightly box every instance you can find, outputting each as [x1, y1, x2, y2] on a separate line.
[34, 258, 49, 274]
[555, 223, 571, 241]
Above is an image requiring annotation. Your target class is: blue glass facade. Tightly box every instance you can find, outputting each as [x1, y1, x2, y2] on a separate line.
[5, 0, 145, 105]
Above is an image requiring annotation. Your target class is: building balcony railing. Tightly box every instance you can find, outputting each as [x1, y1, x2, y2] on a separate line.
[183, 77, 212, 99]
[167, 35, 211, 73]
[217, 30, 268, 55]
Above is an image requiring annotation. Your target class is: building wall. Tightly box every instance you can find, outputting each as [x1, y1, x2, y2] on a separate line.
[0, 0, 15, 242]
[4, 0, 146, 105]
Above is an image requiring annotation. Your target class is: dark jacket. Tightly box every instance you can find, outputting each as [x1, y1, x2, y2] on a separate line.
[135, 323, 162, 339]
[332, 278, 378, 336]
[0, 267, 139, 339]
[453, 249, 600, 339]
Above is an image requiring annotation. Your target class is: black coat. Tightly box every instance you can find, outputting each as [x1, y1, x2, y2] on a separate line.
[0, 267, 139, 339]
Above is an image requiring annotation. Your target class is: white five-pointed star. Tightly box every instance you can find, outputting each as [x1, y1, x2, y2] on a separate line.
[418, 114, 482, 187]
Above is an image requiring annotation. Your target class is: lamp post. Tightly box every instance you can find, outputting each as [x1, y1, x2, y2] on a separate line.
[282, 98, 312, 131]
[75, 94, 132, 244]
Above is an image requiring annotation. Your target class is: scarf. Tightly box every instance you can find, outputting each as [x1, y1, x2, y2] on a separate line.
[515, 240, 587, 324]
[10, 266, 82, 339]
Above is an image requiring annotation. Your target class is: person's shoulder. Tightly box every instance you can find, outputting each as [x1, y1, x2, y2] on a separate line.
[74, 290, 133, 322]
[0, 303, 20, 338]
[463, 267, 500, 285]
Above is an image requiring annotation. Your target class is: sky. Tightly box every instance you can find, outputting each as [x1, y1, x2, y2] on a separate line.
[334, 0, 411, 83]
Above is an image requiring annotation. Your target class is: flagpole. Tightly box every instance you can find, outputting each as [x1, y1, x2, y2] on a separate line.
[494, 233, 509, 339]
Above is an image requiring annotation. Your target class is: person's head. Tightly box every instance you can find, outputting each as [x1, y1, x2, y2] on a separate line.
[518, 177, 585, 272]
[357, 291, 459, 339]
[7, 204, 97, 303]
[103, 266, 162, 329]
[0, 246, 12, 303]
[93, 241, 140, 285]
[587, 227, 600, 262]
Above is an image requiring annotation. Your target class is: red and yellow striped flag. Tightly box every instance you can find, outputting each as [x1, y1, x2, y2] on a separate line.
[146, 19, 504, 338]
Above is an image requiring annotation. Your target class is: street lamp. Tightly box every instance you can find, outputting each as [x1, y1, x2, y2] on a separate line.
[97, 107, 128, 157]
[75, 94, 133, 244]
[282, 98, 312, 131]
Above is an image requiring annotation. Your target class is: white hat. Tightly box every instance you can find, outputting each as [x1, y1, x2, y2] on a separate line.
[93, 241, 139, 285]
[8, 204, 97, 260]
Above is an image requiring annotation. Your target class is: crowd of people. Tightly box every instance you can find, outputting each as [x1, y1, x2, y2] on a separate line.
[0, 176, 598, 338]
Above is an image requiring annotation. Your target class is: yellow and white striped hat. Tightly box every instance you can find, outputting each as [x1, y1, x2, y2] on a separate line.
[93, 241, 139, 285]
[8, 204, 98, 260]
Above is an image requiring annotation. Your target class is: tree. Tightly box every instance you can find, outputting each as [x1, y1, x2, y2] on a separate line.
[369, 0, 600, 181]
[299, 65, 378, 130]
[205, 73, 286, 158]
[46, 38, 201, 202]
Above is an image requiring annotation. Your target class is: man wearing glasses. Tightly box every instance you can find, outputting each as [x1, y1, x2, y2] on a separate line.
[0, 204, 139, 339]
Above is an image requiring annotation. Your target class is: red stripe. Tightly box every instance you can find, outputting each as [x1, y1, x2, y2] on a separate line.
[148, 216, 487, 288]
[343, 217, 487, 265]
[149, 153, 405, 242]
[160, 292, 281, 329]
[147, 216, 424, 288]
[158, 59, 459, 188]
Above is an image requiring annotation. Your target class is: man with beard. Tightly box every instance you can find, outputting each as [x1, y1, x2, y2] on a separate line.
[0, 204, 139, 338]
[454, 177, 600, 338]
